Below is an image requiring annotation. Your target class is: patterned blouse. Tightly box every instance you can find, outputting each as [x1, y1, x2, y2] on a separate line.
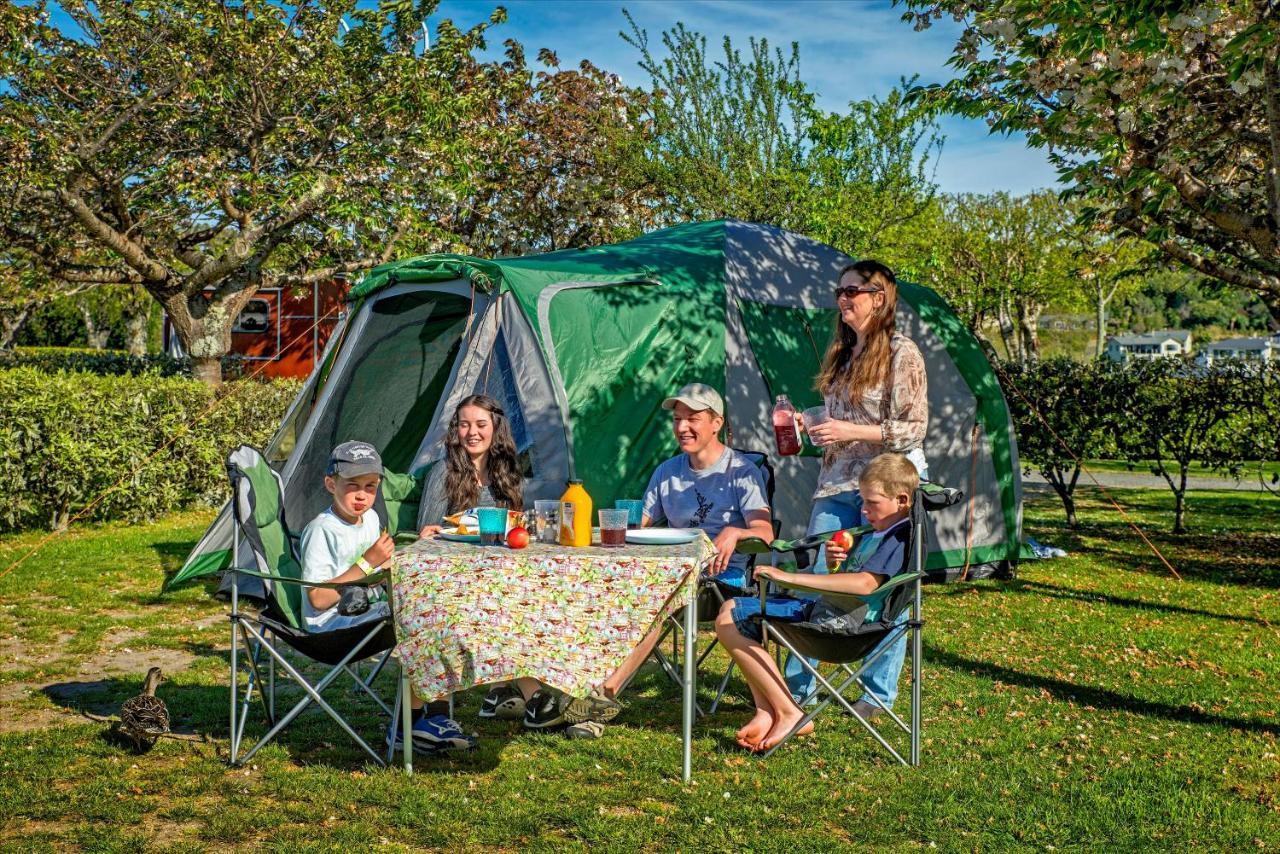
[814, 332, 929, 499]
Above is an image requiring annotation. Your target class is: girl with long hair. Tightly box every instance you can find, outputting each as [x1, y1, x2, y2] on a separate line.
[418, 394, 524, 528]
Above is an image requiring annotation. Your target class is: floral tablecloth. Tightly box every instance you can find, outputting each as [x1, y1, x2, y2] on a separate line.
[391, 534, 715, 701]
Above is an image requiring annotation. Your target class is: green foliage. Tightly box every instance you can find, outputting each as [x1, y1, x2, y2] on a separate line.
[0, 346, 245, 379]
[623, 15, 940, 258]
[1112, 360, 1267, 532]
[998, 357, 1127, 525]
[0, 368, 298, 531]
[902, 1, 1280, 319]
[1112, 269, 1275, 335]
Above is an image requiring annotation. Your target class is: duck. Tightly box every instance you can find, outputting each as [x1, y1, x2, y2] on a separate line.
[118, 666, 170, 752]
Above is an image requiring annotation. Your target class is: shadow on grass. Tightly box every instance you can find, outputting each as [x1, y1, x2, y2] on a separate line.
[38, 673, 499, 773]
[1006, 579, 1275, 626]
[152, 539, 197, 575]
[1078, 538, 1280, 589]
[926, 645, 1280, 737]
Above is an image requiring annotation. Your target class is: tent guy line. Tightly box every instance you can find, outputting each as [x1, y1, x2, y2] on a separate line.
[989, 359, 1183, 582]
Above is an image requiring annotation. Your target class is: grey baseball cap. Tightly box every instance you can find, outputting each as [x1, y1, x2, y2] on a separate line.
[327, 441, 383, 478]
[662, 382, 724, 417]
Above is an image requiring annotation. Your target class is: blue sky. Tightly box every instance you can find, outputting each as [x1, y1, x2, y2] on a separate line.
[431, 0, 1060, 195]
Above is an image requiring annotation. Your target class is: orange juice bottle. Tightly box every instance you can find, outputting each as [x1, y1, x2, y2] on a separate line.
[559, 479, 593, 547]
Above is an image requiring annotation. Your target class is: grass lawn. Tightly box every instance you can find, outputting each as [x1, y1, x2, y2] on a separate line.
[2, 488, 1278, 850]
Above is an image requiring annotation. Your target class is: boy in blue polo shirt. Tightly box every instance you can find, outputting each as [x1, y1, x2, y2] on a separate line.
[714, 452, 917, 752]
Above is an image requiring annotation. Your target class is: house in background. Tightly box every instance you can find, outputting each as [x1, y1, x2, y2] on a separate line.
[163, 278, 350, 379]
[1195, 334, 1280, 368]
[1104, 330, 1194, 363]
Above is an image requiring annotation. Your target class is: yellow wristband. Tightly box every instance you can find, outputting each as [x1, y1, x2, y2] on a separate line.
[355, 556, 374, 576]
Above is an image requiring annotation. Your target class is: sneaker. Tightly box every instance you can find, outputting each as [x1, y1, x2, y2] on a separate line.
[478, 684, 527, 720]
[523, 688, 569, 729]
[850, 699, 884, 722]
[565, 719, 607, 740]
[563, 689, 622, 725]
[412, 714, 477, 751]
[386, 720, 442, 755]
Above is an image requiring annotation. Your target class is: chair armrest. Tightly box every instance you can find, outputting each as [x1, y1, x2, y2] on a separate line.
[228, 568, 390, 589]
[760, 571, 922, 612]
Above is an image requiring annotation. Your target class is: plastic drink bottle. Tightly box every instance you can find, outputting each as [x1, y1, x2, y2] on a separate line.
[772, 394, 801, 456]
[559, 479, 593, 547]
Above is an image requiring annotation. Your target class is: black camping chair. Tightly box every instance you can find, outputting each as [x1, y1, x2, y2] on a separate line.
[638, 448, 779, 716]
[224, 445, 399, 768]
[753, 482, 963, 765]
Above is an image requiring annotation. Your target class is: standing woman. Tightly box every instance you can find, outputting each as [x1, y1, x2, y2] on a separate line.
[795, 259, 928, 719]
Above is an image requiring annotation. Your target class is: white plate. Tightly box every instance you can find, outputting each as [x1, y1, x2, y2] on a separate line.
[438, 529, 481, 544]
[625, 528, 699, 546]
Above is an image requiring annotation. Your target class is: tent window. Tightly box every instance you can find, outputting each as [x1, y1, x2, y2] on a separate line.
[285, 290, 470, 524]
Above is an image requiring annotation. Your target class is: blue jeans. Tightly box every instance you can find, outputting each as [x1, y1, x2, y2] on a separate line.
[782, 491, 909, 709]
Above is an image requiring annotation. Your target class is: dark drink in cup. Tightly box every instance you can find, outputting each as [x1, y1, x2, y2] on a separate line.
[598, 508, 629, 548]
[480, 531, 504, 546]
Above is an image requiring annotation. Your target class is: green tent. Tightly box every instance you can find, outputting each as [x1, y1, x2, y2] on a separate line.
[170, 220, 1021, 589]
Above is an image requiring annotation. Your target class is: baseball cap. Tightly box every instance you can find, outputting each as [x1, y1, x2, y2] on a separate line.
[661, 382, 724, 417]
[327, 441, 383, 478]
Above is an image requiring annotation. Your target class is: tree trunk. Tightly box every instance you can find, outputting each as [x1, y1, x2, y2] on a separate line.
[1095, 289, 1107, 359]
[1173, 466, 1189, 533]
[1, 304, 35, 349]
[997, 298, 1021, 365]
[161, 288, 257, 387]
[78, 303, 111, 349]
[1017, 300, 1042, 362]
[124, 307, 149, 356]
[1046, 467, 1078, 528]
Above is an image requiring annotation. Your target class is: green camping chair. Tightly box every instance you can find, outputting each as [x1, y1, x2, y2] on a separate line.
[641, 448, 780, 716]
[751, 482, 964, 765]
[225, 445, 400, 768]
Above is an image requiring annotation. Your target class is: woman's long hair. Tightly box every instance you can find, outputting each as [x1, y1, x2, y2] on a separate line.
[816, 260, 899, 403]
[444, 394, 523, 511]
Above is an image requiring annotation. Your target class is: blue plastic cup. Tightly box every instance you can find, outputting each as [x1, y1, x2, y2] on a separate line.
[615, 499, 644, 529]
[477, 506, 508, 546]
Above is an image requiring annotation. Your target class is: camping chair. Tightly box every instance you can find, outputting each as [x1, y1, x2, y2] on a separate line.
[641, 448, 780, 716]
[225, 445, 399, 768]
[752, 482, 964, 765]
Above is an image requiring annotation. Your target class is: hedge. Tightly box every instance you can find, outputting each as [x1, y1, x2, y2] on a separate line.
[0, 346, 245, 379]
[0, 368, 300, 532]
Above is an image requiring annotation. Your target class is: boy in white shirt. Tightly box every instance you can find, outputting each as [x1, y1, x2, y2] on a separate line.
[300, 440, 474, 752]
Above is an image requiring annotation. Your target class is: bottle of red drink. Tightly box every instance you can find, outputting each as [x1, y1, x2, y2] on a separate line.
[772, 394, 801, 456]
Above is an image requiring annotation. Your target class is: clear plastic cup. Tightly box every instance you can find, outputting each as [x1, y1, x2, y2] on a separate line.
[477, 506, 508, 546]
[533, 499, 559, 544]
[803, 405, 830, 446]
[614, 499, 644, 529]
[598, 508, 629, 548]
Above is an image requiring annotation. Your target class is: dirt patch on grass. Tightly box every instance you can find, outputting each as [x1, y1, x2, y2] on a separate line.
[0, 631, 75, 673]
[0, 642, 202, 733]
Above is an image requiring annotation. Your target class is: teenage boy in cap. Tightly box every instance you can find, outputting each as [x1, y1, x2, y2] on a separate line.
[559, 384, 773, 739]
[300, 440, 475, 752]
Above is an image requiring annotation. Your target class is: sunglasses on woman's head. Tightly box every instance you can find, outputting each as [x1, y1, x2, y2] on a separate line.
[834, 285, 882, 300]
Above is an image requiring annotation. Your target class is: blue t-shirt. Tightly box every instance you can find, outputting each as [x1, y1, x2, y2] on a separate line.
[834, 517, 910, 621]
[642, 447, 770, 584]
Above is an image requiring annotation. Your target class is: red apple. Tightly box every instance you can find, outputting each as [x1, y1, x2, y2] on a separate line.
[829, 530, 854, 551]
[506, 526, 530, 549]
[826, 529, 854, 569]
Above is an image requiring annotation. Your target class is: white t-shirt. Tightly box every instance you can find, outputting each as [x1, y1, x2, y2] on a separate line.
[299, 507, 388, 631]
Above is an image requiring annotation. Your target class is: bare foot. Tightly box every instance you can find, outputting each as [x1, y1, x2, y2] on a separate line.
[736, 709, 773, 749]
[758, 708, 814, 751]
